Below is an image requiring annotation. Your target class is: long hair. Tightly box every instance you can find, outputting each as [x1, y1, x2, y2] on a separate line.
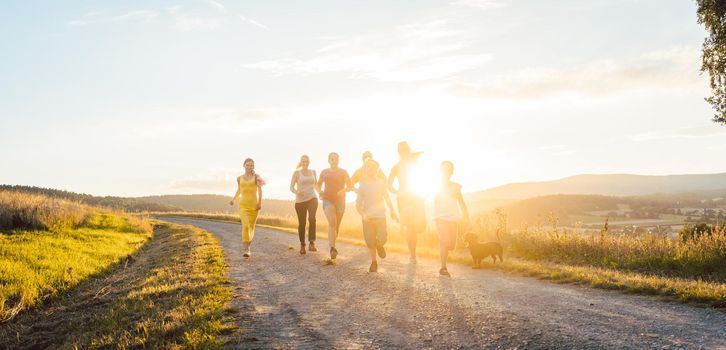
[296, 155, 309, 171]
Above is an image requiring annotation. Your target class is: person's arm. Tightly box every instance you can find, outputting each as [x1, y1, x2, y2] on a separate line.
[383, 188, 398, 222]
[229, 177, 241, 206]
[312, 170, 320, 194]
[387, 165, 399, 194]
[356, 189, 365, 219]
[257, 183, 263, 210]
[316, 170, 324, 195]
[350, 169, 360, 187]
[289, 171, 299, 194]
[455, 185, 470, 229]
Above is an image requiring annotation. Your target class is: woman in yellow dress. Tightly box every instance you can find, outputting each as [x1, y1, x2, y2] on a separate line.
[229, 158, 265, 257]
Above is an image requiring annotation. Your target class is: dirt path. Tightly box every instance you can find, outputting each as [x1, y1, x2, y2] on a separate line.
[161, 217, 726, 349]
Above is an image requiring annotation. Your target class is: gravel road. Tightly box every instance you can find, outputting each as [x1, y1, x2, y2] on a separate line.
[160, 217, 726, 350]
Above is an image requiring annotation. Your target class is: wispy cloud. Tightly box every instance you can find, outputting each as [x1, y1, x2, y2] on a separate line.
[239, 14, 269, 30]
[168, 6, 220, 31]
[450, 46, 706, 98]
[67, 10, 156, 27]
[207, 0, 227, 14]
[627, 125, 726, 142]
[242, 20, 490, 82]
[450, 0, 507, 10]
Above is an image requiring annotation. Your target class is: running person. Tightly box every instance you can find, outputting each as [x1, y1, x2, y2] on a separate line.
[435, 161, 470, 276]
[229, 158, 265, 258]
[316, 152, 353, 260]
[351, 151, 386, 187]
[356, 159, 398, 272]
[388, 141, 426, 264]
[290, 155, 318, 255]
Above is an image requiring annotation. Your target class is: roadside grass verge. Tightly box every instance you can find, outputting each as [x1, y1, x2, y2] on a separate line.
[0, 221, 236, 349]
[0, 210, 152, 322]
[156, 211, 726, 307]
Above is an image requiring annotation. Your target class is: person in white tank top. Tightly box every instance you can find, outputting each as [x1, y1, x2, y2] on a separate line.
[434, 161, 470, 276]
[290, 155, 319, 254]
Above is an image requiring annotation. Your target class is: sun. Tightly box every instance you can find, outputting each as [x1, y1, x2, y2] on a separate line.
[407, 156, 441, 199]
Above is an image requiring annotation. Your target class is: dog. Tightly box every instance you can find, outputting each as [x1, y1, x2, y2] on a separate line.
[463, 232, 503, 268]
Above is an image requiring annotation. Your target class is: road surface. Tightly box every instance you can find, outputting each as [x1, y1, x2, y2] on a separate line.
[161, 217, 726, 349]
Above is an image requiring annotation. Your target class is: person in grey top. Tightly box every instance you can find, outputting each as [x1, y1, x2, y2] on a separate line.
[290, 154, 318, 255]
[356, 159, 398, 272]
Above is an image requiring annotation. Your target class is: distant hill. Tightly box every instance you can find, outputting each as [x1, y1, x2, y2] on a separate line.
[0, 185, 180, 212]
[138, 194, 298, 218]
[470, 173, 726, 201]
[493, 191, 726, 228]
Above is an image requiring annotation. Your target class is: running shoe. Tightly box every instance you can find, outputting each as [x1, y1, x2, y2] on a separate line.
[376, 244, 386, 259]
[309, 242, 317, 252]
[330, 247, 338, 260]
[409, 256, 417, 265]
[243, 250, 251, 258]
[300, 244, 306, 255]
[439, 267, 450, 276]
[369, 261, 378, 272]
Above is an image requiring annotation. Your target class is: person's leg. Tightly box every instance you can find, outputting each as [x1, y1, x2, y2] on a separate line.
[295, 202, 307, 245]
[308, 198, 318, 243]
[436, 220, 452, 270]
[323, 201, 338, 250]
[334, 201, 345, 237]
[363, 220, 377, 271]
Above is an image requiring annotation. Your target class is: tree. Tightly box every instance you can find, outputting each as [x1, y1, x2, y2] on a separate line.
[697, 0, 726, 124]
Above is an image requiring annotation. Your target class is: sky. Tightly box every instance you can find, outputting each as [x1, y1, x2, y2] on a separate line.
[1, 0, 725, 200]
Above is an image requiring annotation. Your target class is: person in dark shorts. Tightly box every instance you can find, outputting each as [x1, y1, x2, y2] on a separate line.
[356, 159, 398, 272]
[388, 141, 426, 264]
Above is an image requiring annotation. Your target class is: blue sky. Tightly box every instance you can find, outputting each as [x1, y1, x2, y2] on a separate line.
[1, 0, 725, 199]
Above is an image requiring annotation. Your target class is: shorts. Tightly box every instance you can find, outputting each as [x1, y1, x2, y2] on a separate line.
[436, 219, 458, 251]
[362, 218, 387, 248]
[398, 193, 426, 233]
[322, 199, 346, 215]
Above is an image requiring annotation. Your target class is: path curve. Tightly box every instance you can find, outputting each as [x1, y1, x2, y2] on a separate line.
[161, 217, 726, 349]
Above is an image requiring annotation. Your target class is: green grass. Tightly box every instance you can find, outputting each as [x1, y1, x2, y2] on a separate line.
[0, 221, 236, 349]
[0, 211, 152, 322]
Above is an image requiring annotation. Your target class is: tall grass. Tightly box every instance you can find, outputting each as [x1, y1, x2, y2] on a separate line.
[0, 191, 152, 322]
[0, 190, 91, 231]
[505, 225, 726, 282]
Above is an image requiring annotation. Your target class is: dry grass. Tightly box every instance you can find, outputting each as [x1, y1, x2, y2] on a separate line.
[505, 225, 726, 282]
[0, 190, 91, 231]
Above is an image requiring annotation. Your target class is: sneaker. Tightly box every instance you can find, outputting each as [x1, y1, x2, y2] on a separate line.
[369, 261, 378, 272]
[330, 247, 338, 260]
[376, 244, 386, 259]
[300, 244, 306, 255]
[243, 250, 251, 258]
[409, 256, 417, 265]
[439, 267, 450, 276]
[309, 242, 317, 252]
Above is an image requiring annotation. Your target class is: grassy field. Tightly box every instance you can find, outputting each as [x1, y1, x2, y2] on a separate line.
[155, 211, 726, 307]
[0, 190, 237, 348]
[0, 191, 153, 322]
[0, 221, 236, 349]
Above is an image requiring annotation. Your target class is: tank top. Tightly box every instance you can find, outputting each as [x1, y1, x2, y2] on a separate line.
[238, 175, 259, 209]
[435, 182, 462, 222]
[319, 168, 349, 203]
[295, 170, 317, 203]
